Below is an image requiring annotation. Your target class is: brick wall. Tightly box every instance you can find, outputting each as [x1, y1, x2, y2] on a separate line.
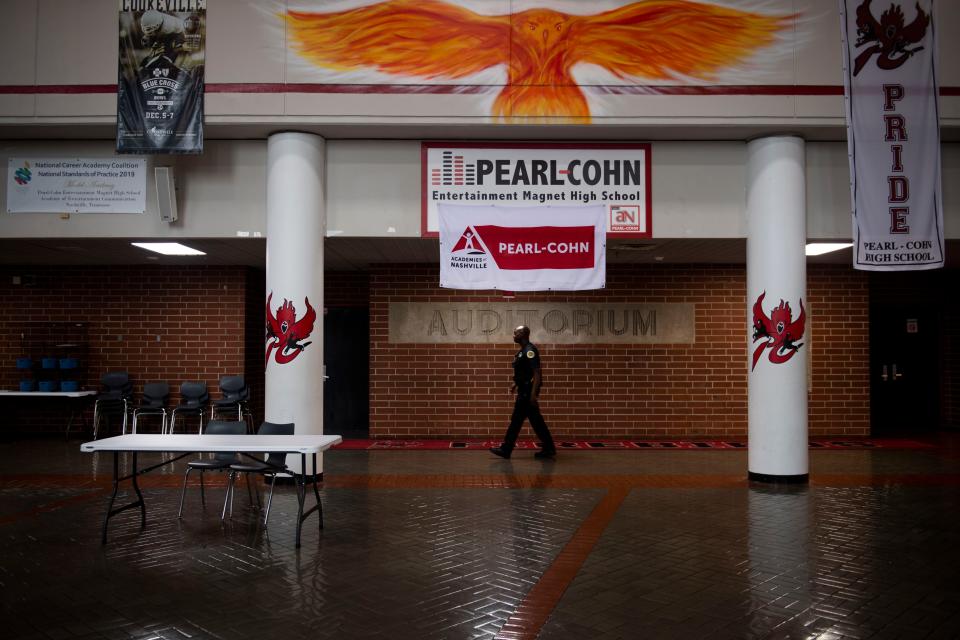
[369, 264, 872, 439]
[6, 262, 949, 438]
[0, 265, 256, 434]
[807, 266, 871, 435]
[325, 271, 370, 308]
[244, 268, 266, 426]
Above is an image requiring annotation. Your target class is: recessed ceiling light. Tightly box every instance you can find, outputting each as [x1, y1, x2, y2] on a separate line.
[805, 243, 853, 256]
[131, 242, 206, 256]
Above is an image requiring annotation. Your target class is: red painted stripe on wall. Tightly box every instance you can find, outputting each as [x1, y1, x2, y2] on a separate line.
[6, 83, 958, 96]
[2, 84, 958, 96]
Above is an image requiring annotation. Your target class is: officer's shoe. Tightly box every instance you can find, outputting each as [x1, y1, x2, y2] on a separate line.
[534, 449, 556, 460]
[489, 447, 511, 459]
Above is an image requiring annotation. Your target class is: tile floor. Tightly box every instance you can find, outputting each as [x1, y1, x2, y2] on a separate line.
[1, 437, 959, 639]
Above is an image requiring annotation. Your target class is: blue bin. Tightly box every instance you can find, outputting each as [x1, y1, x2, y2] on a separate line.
[16, 358, 32, 369]
[60, 380, 79, 392]
[38, 380, 59, 392]
[41, 358, 58, 369]
[59, 358, 79, 370]
[19, 379, 36, 392]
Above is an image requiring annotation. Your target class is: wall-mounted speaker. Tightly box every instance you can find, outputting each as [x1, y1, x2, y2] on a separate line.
[155, 166, 178, 223]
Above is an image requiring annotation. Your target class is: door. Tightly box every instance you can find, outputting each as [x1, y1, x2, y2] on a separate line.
[869, 305, 939, 434]
[323, 308, 369, 438]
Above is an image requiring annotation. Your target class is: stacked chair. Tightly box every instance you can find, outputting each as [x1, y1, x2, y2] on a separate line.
[168, 381, 209, 434]
[92, 371, 133, 439]
[131, 382, 170, 434]
[211, 376, 254, 433]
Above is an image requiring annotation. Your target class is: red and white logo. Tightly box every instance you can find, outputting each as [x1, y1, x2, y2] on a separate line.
[451, 225, 595, 270]
[451, 226, 487, 254]
[609, 205, 642, 233]
[439, 203, 606, 291]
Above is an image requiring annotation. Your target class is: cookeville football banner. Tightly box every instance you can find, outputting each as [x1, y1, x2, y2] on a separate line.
[839, 0, 943, 270]
[439, 204, 605, 291]
[117, 1, 206, 154]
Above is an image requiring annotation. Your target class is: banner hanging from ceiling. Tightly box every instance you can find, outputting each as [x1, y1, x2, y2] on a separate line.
[439, 203, 606, 291]
[117, 1, 206, 154]
[839, 0, 943, 270]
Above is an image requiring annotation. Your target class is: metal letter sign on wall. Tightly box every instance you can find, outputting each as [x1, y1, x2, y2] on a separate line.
[422, 143, 652, 238]
[389, 303, 695, 344]
[117, 0, 206, 154]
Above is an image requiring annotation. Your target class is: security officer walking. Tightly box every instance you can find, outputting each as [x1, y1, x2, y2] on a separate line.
[490, 326, 557, 460]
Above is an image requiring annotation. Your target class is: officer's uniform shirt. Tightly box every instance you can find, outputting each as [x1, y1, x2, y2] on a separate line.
[513, 342, 541, 393]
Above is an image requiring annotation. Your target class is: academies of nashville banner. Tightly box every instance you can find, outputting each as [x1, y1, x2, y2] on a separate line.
[117, 1, 206, 154]
[839, 0, 943, 270]
[439, 204, 606, 291]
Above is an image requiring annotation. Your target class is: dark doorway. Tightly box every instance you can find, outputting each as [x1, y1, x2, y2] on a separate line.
[869, 304, 939, 435]
[324, 307, 369, 438]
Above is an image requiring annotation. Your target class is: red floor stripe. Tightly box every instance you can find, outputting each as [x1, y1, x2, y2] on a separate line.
[495, 487, 630, 640]
[333, 439, 934, 451]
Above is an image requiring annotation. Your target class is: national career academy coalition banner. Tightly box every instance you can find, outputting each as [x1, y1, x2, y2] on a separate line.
[839, 0, 944, 270]
[117, 1, 206, 154]
[7, 158, 147, 213]
[439, 203, 606, 291]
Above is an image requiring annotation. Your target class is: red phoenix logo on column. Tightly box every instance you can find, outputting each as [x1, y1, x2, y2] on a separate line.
[265, 292, 317, 367]
[751, 291, 805, 371]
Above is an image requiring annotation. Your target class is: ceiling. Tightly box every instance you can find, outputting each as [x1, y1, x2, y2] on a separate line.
[3, 236, 947, 271]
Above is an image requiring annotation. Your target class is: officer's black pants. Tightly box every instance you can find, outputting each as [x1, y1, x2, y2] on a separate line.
[501, 391, 555, 453]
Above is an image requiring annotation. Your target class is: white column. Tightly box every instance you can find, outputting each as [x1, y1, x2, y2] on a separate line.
[746, 135, 808, 483]
[265, 132, 325, 475]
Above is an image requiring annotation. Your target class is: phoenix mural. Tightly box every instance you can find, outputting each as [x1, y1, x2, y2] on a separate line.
[284, 0, 794, 122]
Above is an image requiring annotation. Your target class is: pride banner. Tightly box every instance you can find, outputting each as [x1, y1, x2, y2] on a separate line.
[839, 0, 944, 270]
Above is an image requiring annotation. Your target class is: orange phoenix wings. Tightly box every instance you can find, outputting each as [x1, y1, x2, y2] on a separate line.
[285, 0, 792, 122]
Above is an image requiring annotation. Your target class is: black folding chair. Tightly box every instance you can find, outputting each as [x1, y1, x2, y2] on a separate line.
[222, 421, 295, 524]
[131, 382, 170, 434]
[211, 375, 253, 433]
[177, 420, 248, 518]
[92, 371, 132, 439]
[168, 381, 209, 434]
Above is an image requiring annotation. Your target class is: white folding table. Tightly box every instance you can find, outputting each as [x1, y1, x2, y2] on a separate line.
[81, 433, 342, 547]
[0, 390, 97, 435]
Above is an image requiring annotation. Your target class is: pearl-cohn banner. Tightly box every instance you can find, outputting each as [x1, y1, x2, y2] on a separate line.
[439, 204, 606, 291]
[839, 0, 944, 270]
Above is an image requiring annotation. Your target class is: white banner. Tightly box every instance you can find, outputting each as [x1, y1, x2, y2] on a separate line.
[424, 143, 650, 238]
[839, 0, 944, 270]
[7, 157, 147, 213]
[439, 203, 605, 291]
